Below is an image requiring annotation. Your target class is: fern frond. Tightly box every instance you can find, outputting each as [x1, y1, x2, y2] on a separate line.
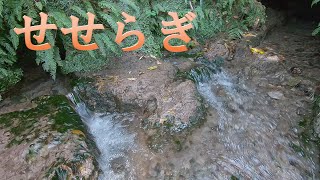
[71, 5, 88, 19]
[0, 0, 3, 17]
[119, 0, 140, 14]
[93, 33, 107, 57]
[98, 1, 122, 15]
[49, 11, 72, 28]
[9, 29, 19, 49]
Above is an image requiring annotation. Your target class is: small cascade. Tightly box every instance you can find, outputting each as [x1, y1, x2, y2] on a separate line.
[179, 56, 224, 83]
[192, 64, 317, 179]
[67, 88, 137, 180]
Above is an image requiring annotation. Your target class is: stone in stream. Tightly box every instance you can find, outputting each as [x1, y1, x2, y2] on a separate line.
[76, 53, 206, 134]
[73, 53, 212, 152]
[203, 40, 230, 60]
[267, 91, 285, 100]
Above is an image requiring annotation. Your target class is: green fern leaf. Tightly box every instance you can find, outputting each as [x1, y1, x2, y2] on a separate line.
[119, 0, 140, 14]
[71, 5, 88, 19]
[98, 1, 122, 15]
[84, 1, 95, 14]
[99, 13, 119, 32]
[0, 0, 3, 17]
[9, 29, 19, 49]
[312, 0, 320, 7]
[49, 11, 72, 28]
[94, 33, 107, 57]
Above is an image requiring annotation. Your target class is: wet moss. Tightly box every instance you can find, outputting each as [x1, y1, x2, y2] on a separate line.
[176, 56, 224, 83]
[0, 95, 85, 147]
[290, 143, 306, 157]
[173, 138, 183, 152]
[167, 51, 204, 59]
[295, 95, 320, 157]
[231, 175, 239, 180]
[69, 77, 94, 88]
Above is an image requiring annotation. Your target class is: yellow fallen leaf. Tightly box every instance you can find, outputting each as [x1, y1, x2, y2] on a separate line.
[243, 33, 257, 37]
[147, 66, 158, 70]
[250, 47, 265, 55]
[71, 130, 86, 137]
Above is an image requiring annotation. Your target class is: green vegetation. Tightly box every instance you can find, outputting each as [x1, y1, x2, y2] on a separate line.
[0, 0, 266, 97]
[312, 0, 320, 35]
[296, 95, 320, 156]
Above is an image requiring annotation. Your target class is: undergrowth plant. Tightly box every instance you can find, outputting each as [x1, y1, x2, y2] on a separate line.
[312, 0, 320, 35]
[0, 0, 266, 99]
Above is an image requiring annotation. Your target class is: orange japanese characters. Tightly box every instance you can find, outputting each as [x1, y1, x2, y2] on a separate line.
[61, 12, 104, 51]
[14, 11, 196, 53]
[14, 12, 57, 51]
[115, 12, 145, 52]
[161, 12, 196, 52]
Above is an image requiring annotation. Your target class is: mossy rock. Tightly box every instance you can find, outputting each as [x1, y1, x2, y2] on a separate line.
[0, 95, 85, 147]
[0, 95, 100, 179]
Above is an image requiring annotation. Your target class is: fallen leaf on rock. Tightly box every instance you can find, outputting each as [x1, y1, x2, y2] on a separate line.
[71, 130, 86, 137]
[250, 47, 265, 54]
[147, 66, 158, 70]
[243, 33, 257, 37]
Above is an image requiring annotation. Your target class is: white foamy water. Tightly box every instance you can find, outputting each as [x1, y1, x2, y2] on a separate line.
[67, 91, 137, 180]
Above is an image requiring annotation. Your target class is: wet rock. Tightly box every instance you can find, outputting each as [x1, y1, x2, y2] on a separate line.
[0, 96, 99, 179]
[204, 40, 229, 60]
[296, 107, 309, 116]
[315, 85, 320, 96]
[226, 102, 238, 113]
[176, 61, 197, 72]
[78, 53, 205, 133]
[265, 55, 280, 62]
[290, 67, 302, 75]
[314, 116, 320, 138]
[295, 80, 315, 96]
[267, 91, 285, 100]
[287, 77, 302, 87]
[110, 157, 126, 174]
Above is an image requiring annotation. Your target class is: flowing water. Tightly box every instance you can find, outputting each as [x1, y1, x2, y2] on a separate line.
[67, 90, 138, 180]
[191, 68, 317, 179]
[67, 57, 317, 179]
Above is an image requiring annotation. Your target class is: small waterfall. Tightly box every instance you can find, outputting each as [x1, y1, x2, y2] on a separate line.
[193, 64, 316, 178]
[179, 56, 224, 83]
[67, 88, 137, 180]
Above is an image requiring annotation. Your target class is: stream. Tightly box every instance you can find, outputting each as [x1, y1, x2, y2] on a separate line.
[67, 68, 317, 179]
[67, 21, 319, 179]
[194, 69, 317, 179]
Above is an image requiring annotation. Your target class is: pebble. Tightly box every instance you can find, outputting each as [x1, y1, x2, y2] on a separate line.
[267, 91, 285, 100]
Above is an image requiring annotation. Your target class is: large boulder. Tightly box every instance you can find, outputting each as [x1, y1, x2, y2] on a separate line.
[77, 53, 206, 134]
